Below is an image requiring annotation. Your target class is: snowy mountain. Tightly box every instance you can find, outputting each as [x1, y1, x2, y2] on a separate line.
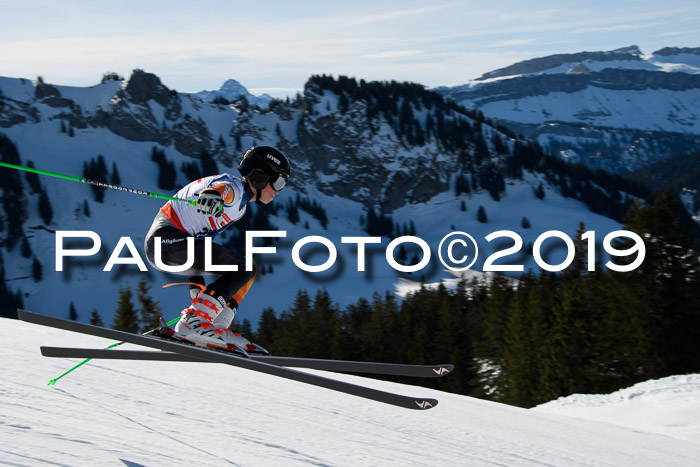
[436, 46, 700, 173]
[189, 78, 273, 108]
[3, 316, 700, 466]
[0, 70, 638, 328]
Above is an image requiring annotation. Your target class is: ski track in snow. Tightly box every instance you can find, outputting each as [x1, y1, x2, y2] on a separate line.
[3, 318, 700, 466]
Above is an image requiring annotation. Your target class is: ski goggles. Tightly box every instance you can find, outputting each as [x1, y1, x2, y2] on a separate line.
[270, 173, 288, 191]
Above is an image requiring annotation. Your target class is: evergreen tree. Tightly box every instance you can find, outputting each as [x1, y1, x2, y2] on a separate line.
[20, 237, 32, 258]
[181, 160, 200, 181]
[586, 267, 654, 392]
[255, 308, 278, 348]
[0, 135, 26, 248]
[31, 256, 42, 282]
[539, 224, 597, 399]
[136, 278, 161, 331]
[199, 149, 218, 176]
[38, 188, 53, 224]
[299, 290, 338, 359]
[274, 290, 311, 356]
[110, 162, 121, 186]
[477, 205, 488, 223]
[0, 252, 22, 319]
[112, 285, 139, 333]
[69, 302, 78, 321]
[24, 161, 41, 194]
[534, 183, 545, 200]
[473, 275, 513, 400]
[502, 273, 543, 406]
[286, 202, 300, 224]
[240, 319, 253, 337]
[338, 93, 350, 114]
[83, 155, 109, 202]
[152, 147, 177, 190]
[397, 244, 408, 264]
[90, 309, 104, 326]
[620, 191, 700, 375]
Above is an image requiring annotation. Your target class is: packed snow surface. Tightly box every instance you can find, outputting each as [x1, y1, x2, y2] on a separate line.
[534, 373, 700, 444]
[2, 317, 700, 466]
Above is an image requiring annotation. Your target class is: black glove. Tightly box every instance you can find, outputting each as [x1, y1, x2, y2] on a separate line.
[196, 188, 223, 217]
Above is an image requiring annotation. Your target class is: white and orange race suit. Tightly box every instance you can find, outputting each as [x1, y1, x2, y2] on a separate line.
[159, 173, 250, 238]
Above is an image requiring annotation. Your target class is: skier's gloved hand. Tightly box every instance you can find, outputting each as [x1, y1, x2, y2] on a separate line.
[196, 188, 223, 217]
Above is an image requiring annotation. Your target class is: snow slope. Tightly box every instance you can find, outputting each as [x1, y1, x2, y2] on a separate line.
[435, 47, 700, 172]
[465, 87, 700, 133]
[2, 317, 700, 466]
[534, 374, 700, 444]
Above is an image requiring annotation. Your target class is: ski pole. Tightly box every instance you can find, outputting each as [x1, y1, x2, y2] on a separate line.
[0, 161, 197, 206]
[47, 316, 181, 386]
[47, 283, 204, 384]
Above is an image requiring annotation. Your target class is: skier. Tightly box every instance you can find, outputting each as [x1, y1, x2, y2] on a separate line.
[144, 146, 290, 351]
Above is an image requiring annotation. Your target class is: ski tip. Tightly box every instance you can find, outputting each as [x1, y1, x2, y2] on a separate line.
[414, 398, 439, 410]
[430, 364, 454, 377]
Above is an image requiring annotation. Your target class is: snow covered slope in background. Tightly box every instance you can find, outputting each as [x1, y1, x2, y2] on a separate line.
[439, 46, 700, 134]
[534, 373, 700, 444]
[2, 317, 700, 466]
[436, 46, 700, 172]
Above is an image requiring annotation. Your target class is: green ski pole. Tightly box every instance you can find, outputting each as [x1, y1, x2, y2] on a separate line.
[47, 317, 181, 386]
[0, 164, 220, 384]
[47, 286, 207, 385]
[0, 161, 197, 206]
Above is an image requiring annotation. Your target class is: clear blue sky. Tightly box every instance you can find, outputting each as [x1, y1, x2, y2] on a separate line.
[1, 0, 698, 97]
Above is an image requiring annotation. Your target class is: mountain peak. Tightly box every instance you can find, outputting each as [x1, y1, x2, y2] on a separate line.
[219, 78, 247, 94]
[124, 69, 171, 107]
[610, 45, 642, 55]
[190, 79, 273, 107]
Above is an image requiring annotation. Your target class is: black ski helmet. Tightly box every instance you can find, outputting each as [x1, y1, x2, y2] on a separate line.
[238, 146, 291, 191]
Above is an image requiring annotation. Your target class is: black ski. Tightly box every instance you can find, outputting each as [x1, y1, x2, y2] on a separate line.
[39, 346, 454, 378]
[19, 310, 440, 410]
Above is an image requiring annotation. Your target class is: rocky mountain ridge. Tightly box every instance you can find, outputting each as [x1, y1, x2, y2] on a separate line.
[0, 71, 501, 212]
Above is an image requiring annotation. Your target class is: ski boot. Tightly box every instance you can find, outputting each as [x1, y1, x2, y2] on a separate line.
[172, 290, 247, 354]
